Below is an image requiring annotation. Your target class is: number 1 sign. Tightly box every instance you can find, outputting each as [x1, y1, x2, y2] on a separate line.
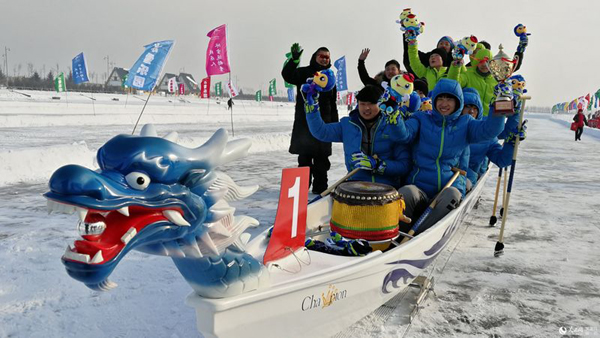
[263, 167, 310, 265]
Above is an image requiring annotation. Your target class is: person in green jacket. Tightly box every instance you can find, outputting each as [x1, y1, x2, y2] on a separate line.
[406, 34, 448, 93]
[447, 47, 497, 116]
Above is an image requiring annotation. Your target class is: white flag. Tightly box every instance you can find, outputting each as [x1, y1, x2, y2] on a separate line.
[168, 77, 178, 93]
[227, 82, 239, 98]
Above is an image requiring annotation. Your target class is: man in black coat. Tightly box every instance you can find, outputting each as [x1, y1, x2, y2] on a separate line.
[282, 44, 339, 194]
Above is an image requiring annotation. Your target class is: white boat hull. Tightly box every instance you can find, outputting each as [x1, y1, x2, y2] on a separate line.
[186, 172, 489, 338]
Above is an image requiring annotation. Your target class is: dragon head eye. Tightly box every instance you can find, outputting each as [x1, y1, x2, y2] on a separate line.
[125, 172, 151, 190]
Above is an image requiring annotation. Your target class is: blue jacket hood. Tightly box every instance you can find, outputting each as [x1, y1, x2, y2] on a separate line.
[463, 87, 483, 120]
[430, 78, 464, 122]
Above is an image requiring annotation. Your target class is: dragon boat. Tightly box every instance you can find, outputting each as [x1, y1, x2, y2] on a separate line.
[44, 125, 488, 338]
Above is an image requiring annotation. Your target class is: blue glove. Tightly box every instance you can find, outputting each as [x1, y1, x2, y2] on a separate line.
[350, 152, 386, 174]
[505, 119, 527, 145]
[494, 82, 513, 101]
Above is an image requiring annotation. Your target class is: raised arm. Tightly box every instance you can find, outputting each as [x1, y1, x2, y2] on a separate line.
[466, 107, 505, 144]
[358, 48, 378, 87]
[305, 94, 343, 142]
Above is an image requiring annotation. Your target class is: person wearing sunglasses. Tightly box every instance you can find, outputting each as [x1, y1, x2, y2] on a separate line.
[282, 43, 339, 195]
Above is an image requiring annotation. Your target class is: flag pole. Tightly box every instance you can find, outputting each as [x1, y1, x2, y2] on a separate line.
[130, 40, 175, 135]
[229, 73, 235, 137]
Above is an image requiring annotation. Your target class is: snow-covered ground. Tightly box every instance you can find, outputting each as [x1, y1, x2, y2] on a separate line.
[0, 89, 598, 338]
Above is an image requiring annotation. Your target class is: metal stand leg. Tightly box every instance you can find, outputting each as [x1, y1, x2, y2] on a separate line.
[408, 276, 435, 323]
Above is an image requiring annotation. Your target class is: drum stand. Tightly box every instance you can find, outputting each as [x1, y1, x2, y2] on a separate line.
[408, 275, 436, 323]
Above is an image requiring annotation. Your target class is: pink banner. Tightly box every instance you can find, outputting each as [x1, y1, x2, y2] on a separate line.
[178, 83, 185, 95]
[200, 77, 211, 98]
[206, 24, 231, 76]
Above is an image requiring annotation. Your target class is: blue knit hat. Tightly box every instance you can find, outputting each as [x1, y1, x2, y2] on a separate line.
[437, 36, 455, 49]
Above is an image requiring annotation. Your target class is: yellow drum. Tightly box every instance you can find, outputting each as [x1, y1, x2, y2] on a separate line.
[331, 181, 405, 249]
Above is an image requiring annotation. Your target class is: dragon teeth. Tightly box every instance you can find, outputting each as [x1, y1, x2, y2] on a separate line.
[47, 199, 76, 215]
[163, 210, 191, 226]
[117, 206, 130, 217]
[63, 246, 90, 263]
[90, 250, 104, 264]
[120, 227, 137, 245]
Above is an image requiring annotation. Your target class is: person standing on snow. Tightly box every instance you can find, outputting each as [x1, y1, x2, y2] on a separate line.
[282, 43, 339, 194]
[227, 98, 234, 110]
[573, 108, 588, 141]
[403, 35, 454, 78]
[357, 48, 402, 88]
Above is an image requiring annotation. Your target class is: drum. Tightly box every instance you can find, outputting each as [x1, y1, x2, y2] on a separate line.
[331, 181, 405, 249]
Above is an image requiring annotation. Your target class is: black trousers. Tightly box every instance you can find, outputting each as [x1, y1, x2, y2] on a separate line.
[575, 127, 583, 140]
[298, 154, 330, 194]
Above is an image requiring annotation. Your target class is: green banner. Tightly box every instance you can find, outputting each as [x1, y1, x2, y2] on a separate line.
[268, 78, 276, 97]
[215, 82, 222, 96]
[121, 74, 128, 88]
[255, 90, 262, 102]
[283, 52, 294, 89]
[54, 72, 66, 93]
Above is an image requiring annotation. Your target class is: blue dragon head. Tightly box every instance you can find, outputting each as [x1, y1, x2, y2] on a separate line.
[301, 69, 336, 96]
[45, 125, 268, 297]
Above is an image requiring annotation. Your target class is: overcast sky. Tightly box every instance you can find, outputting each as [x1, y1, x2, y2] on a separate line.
[2, 0, 599, 106]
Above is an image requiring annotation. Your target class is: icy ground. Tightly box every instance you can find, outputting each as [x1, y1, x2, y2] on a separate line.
[0, 89, 598, 338]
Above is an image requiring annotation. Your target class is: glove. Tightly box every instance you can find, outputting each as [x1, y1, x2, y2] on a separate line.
[291, 43, 303, 62]
[304, 92, 319, 114]
[350, 152, 386, 174]
[386, 109, 401, 125]
[493, 82, 513, 101]
[505, 119, 527, 145]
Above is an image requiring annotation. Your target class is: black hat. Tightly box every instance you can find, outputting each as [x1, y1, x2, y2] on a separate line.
[414, 78, 428, 96]
[429, 48, 448, 63]
[384, 59, 400, 69]
[356, 85, 384, 104]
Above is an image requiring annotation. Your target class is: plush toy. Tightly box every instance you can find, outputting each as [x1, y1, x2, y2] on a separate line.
[452, 35, 478, 60]
[301, 69, 336, 97]
[380, 74, 423, 121]
[508, 75, 527, 97]
[513, 24, 530, 38]
[396, 8, 412, 27]
[400, 14, 424, 40]
[420, 97, 432, 111]
[514, 24, 530, 53]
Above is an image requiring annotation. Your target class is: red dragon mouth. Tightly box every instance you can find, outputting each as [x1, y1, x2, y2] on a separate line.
[47, 200, 189, 265]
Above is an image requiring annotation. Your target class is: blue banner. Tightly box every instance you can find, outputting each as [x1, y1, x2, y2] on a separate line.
[287, 87, 295, 102]
[334, 56, 347, 91]
[72, 52, 89, 85]
[125, 40, 175, 91]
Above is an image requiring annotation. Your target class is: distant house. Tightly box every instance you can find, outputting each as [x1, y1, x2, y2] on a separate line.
[157, 73, 178, 93]
[177, 73, 200, 94]
[105, 67, 129, 88]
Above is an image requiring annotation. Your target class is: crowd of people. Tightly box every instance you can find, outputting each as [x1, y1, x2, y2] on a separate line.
[281, 22, 528, 237]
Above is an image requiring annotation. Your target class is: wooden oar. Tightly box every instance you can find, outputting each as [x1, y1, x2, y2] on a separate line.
[308, 168, 360, 204]
[401, 167, 466, 244]
[489, 167, 503, 226]
[494, 95, 531, 257]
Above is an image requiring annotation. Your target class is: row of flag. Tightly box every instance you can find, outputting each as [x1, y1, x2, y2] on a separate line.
[56, 23, 355, 105]
[552, 90, 600, 113]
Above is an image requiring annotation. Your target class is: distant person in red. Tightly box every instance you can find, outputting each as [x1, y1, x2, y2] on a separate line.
[573, 108, 588, 141]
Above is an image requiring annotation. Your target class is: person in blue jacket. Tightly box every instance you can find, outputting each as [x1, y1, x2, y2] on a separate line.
[389, 78, 506, 235]
[462, 88, 514, 189]
[304, 85, 413, 188]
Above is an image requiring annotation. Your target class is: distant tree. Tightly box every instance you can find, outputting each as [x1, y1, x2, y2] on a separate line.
[31, 71, 41, 83]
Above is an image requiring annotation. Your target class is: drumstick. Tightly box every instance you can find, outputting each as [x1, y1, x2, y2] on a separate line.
[308, 168, 361, 204]
[400, 167, 466, 244]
